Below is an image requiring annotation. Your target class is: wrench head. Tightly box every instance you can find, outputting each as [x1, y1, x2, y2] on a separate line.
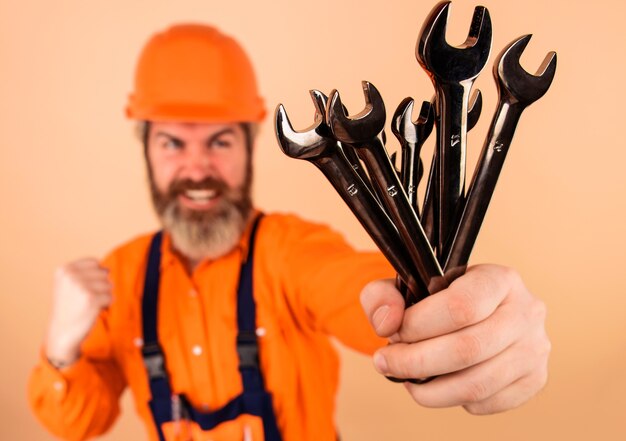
[391, 97, 416, 144]
[416, 1, 492, 82]
[327, 81, 386, 144]
[391, 97, 414, 141]
[496, 34, 557, 106]
[274, 95, 336, 160]
[392, 98, 435, 145]
[312, 89, 350, 130]
[415, 100, 435, 142]
[309, 89, 329, 124]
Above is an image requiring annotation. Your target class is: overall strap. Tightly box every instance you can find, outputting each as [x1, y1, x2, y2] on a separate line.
[141, 231, 172, 441]
[237, 213, 264, 388]
[183, 213, 281, 439]
[236, 216, 282, 440]
[141, 215, 282, 441]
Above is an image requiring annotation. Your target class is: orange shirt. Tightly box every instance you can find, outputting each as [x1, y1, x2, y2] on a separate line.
[28, 213, 394, 441]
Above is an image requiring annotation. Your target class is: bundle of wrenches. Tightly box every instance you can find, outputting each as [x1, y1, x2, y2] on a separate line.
[275, 1, 557, 314]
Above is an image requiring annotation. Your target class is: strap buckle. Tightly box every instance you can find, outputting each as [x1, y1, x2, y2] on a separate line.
[142, 343, 167, 379]
[237, 331, 259, 369]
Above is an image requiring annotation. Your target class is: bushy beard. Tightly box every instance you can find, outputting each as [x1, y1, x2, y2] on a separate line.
[149, 173, 253, 262]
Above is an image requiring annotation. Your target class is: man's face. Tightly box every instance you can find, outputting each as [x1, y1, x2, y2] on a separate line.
[146, 121, 253, 263]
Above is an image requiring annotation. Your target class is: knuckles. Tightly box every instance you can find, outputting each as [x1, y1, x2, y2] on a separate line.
[480, 264, 522, 286]
[54, 265, 85, 290]
[459, 377, 491, 404]
[454, 333, 484, 367]
[53, 260, 110, 305]
[399, 265, 550, 414]
[470, 264, 524, 296]
[496, 265, 523, 289]
[446, 290, 478, 328]
[463, 401, 492, 415]
[399, 348, 425, 380]
[444, 264, 520, 328]
[462, 369, 549, 415]
[382, 344, 425, 380]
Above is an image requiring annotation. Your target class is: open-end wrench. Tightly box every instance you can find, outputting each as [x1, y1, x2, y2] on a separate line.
[275, 91, 426, 302]
[327, 81, 448, 296]
[315, 93, 377, 196]
[443, 35, 557, 281]
[416, 1, 492, 260]
[390, 100, 433, 304]
[391, 98, 435, 217]
[422, 89, 483, 251]
[386, 150, 413, 300]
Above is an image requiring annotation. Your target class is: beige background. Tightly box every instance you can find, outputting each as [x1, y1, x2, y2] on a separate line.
[1, 0, 625, 439]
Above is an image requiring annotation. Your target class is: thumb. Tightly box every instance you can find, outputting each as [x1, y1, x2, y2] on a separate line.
[360, 279, 405, 338]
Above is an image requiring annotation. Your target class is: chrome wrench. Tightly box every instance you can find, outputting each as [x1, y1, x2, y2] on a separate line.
[416, 1, 492, 259]
[422, 89, 483, 251]
[443, 34, 557, 280]
[275, 90, 426, 302]
[327, 81, 448, 296]
[391, 98, 435, 217]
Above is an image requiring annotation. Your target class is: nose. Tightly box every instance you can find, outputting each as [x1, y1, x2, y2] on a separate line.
[182, 144, 216, 181]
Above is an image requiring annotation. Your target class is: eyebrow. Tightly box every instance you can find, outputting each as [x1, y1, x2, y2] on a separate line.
[153, 132, 183, 148]
[153, 128, 236, 144]
[207, 128, 237, 142]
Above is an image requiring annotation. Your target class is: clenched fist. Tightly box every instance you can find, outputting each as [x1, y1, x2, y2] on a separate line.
[45, 258, 113, 367]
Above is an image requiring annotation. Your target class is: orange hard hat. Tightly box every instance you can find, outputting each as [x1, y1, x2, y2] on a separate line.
[126, 24, 266, 123]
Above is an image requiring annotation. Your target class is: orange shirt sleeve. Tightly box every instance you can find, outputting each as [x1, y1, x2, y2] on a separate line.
[27, 256, 127, 441]
[276, 216, 395, 354]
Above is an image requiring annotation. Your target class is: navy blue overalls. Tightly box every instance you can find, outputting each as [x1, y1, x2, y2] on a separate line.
[140, 215, 282, 440]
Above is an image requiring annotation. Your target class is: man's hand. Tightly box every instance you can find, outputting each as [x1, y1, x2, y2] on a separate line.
[45, 258, 113, 367]
[360, 264, 550, 414]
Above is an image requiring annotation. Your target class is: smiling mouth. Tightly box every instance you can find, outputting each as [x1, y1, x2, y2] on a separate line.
[183, 189, 219, 203]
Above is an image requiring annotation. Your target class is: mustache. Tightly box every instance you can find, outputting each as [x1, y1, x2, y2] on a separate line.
[167, 177, 229, 196]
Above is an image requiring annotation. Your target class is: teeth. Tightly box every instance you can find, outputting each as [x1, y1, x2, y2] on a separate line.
[185, 189, 217, 201]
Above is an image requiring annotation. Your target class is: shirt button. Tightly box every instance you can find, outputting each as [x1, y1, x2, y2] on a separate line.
[192, 345, 203, 356]
[133, 337, 144, 348]
[256, 327, 266, 337]
[53, 381, 64, 392]
[188, 289, 198, 297]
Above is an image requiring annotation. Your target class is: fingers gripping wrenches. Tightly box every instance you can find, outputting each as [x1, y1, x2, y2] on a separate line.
[275, 0, 556, 385]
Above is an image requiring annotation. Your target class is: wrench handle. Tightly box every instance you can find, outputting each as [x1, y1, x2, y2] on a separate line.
[314, 151, 425, 303]
[354, 138, 448, 295]
[435, 81, 472, 259]
[400, 140, 419, 210]
[443, 99, 525, 276]
[340, 141, 376, 197]
[421, 148, 438, 250]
